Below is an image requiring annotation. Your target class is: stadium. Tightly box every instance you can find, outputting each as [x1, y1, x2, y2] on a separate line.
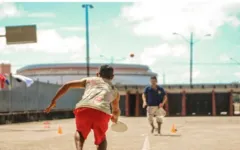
[16, 63, 158, 85]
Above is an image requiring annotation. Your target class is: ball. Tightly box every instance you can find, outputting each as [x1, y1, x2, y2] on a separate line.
[130, 53, 134, 57]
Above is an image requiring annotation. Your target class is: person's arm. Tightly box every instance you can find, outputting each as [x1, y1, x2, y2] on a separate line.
[142, 93, 147, 104]
[111, 92, 121, 122]
[160, 88, 167, 107]
[142, 87, 148, 107]
[44, 79, 87, 113]
[51, 79, 86, 103]
[162, 95, 167, 105]
[111, 92, 121, 116]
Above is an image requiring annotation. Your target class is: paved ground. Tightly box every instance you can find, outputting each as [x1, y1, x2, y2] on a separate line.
[0, 117, 240, 150]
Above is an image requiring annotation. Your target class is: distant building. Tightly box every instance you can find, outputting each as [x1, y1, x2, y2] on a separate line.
[16, 63, 158, 85]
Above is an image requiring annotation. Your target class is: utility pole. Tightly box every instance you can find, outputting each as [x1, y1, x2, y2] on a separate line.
[173, 32, 210, 86]
[82, 4, 93, 77]
[190, 32, 193, 86]
[162, 72, 166, 85]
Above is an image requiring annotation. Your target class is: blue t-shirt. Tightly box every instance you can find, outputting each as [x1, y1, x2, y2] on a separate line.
[144, 85, 166, 106]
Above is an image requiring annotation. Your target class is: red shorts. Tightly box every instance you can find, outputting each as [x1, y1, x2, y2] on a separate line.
[73, 107, 111, 145]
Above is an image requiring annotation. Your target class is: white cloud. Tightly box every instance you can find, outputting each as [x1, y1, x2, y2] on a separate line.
[70, 44, 102, 62]
[182, 70, 201, 79]
[226, 16, 240, 27]
[36, 22, 54, 27]
[0, 60, 10, 64]
[0, 29, 85, 53]
[59, 26, 99, 32]
[234, 72, 240, 78]
[219, 53, 230, 62]
[60, 27, 86, 32]
[0, 3, 22, 19]
[27, 12, 56, 18]
[121, 0, 240, 39]
[0, 3, 55, 19]
[140, 44, 188, 65]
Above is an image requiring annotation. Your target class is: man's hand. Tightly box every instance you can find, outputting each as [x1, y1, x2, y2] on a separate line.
[160, 95, 167, 108]
[159, 103, 164, 108]
[142, 102, 147, 108]
[111, 114, 118, 123]
[44, 101, 56, 113]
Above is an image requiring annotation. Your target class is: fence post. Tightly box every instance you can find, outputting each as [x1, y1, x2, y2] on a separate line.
[9, 73, 13, 113]
[37, 79, 40, 113]
[24, 83, 27, 113]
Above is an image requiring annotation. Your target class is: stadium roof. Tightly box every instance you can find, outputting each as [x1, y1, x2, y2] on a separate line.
[17, 63, 151, 72]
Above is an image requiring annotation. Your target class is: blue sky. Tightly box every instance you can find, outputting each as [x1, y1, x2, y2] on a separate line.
[0, 1, 240, 84]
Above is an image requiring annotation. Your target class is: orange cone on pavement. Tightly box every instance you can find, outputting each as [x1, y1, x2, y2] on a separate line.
[171, 124, 177, 133]
[58, 125, 63, 134]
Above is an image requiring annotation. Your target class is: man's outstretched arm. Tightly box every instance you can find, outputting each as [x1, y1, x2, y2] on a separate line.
[52, 79, 86, 101]
[44, 79, 86, 113]
[111, 92, 121, 123]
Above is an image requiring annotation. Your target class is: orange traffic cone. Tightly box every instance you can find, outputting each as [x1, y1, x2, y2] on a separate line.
[58, 126, 63, 134]
[171, 124, 177, 133]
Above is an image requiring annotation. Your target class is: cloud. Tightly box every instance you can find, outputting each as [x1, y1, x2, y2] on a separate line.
[59, 26, 99, 32]
[219, 53, 230, 62]
[0, 29, 85, 53]
[59, 27, 85, 32]
[27, 12, 56, 18]
[36, 22, 54, 28]
[0, 3, 56, 19]
[70, 44, 102, 62]
[140, 44, 188, 65]
[121, 0, 240, 39]
[235, 72, 240, 78]
[0, 3, 22, 19]
[182, 70, 201, 79]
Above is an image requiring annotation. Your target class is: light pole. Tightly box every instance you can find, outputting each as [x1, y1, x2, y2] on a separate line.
[173, 32, 211, 86]
[82, 4, 93, 77]
[162, 72, 166, 85]
[230, 57, 240, 83]
[100, 55, 126, 64]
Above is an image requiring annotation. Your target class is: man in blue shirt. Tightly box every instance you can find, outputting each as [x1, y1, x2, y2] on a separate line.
[142, 76, 167, 135]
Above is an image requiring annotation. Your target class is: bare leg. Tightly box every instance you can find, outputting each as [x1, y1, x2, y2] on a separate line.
[74, 131, 85, 150]
[97, 138, 107, 150]
[157, 122, 162, 134]
[150, 123, 155, 133]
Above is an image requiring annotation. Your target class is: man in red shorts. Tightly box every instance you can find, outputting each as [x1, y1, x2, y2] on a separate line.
[44, 65, 120, 150]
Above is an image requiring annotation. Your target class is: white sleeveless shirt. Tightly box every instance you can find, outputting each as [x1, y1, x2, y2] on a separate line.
[75, 77, 118, 115]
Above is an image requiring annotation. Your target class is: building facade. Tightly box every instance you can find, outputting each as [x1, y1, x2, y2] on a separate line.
[16, 63, 240, 117]
[16, 63, 158, 85]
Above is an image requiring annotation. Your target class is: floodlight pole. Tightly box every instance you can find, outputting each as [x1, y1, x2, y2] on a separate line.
[173, 32, 211, 86]
[82, 4, 93, 77]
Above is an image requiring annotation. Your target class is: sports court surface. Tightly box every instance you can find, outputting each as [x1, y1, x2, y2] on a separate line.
[0, 117, 240, 150]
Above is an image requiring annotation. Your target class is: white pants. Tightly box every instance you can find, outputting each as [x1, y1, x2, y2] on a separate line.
[147, 106, 166, 124]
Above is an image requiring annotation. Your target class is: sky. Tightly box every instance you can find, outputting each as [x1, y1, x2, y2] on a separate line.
[0, 0, 240, 84]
